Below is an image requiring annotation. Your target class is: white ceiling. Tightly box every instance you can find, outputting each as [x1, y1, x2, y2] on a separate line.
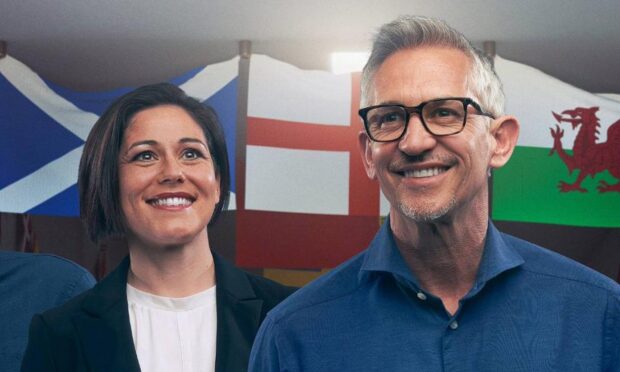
[1, 0, 619, 92]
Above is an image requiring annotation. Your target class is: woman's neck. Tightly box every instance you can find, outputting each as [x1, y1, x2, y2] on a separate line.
[127, 232, 216, 297]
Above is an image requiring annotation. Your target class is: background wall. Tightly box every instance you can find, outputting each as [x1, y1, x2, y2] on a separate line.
[1, 0, 619, 92]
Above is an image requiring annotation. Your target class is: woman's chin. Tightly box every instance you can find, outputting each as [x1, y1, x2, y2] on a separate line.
[131, 229, 206, 250]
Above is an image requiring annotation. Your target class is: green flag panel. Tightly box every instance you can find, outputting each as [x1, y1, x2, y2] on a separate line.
[492, 146, 620, 227]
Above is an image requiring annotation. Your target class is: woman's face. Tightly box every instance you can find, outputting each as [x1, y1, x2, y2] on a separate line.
[118, 104, 220, 247]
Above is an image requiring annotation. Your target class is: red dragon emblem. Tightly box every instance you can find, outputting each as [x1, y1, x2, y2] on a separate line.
[549, 106, 620, 192]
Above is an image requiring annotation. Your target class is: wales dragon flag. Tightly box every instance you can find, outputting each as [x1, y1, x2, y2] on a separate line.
[493, 56, 620, 227]
[492, 56, 619, 281]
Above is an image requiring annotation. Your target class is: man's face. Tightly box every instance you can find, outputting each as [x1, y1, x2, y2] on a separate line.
[359, 46, 496, 224]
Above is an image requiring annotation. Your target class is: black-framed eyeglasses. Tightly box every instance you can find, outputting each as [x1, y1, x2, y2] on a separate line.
[358, 97, 495, 142]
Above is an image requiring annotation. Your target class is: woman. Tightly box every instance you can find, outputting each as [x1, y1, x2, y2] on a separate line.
[21, 83, 295, 372]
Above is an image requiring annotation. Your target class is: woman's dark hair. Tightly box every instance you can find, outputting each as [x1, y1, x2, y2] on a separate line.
[78, 82, 230, 242]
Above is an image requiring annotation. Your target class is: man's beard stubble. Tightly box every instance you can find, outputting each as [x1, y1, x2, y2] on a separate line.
[397, 195, 457, 222]
[390, 152, 458, 222]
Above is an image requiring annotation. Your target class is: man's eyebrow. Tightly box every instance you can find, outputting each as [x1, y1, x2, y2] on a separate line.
[375, 100, 405, 106]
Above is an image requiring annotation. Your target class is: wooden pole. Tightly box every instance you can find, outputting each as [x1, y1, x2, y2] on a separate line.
[483, 41, 496, 65]
[235, 40, 251, 212]
[0, 41, 7, 59]
[483, 40, 497, 217]
[239, 40, 252, 59]
[232, 40, 252, 264]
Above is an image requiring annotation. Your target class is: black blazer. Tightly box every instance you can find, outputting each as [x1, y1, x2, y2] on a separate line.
[21, 253, 295, 372]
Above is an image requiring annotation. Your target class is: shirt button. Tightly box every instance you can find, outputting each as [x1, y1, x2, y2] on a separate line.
[449, 321, 459, 330]
[416, 292, 427, 301]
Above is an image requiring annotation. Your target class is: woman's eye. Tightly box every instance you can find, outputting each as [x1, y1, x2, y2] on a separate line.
[182, 148, 204, 160]
[132, 151, 155, 162]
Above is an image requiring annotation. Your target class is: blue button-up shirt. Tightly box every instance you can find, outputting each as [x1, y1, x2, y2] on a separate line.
[250, 221, 620, 371]
[0, 252, 96, 372]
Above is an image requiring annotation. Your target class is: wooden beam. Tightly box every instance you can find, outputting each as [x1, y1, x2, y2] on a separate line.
[239, 40, 251, 59]
[483, 41, 496, 65]
[0, 41, 7, 59]
[483, 40, 496, 216]
[235, 40, 252, 211]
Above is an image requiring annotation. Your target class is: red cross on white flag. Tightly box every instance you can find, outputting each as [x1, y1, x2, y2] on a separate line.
[236, 55, 380, 269]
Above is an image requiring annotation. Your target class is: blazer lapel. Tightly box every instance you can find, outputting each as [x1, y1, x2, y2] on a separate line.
[213, 253, 263, 372]
[74, 257, 141, 372]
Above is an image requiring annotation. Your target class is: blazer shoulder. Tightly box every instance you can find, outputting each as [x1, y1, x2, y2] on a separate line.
[213, 252, 296, 311]
[244, 272, 297, 309]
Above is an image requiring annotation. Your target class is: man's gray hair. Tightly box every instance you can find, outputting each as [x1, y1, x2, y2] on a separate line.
[361, 15, 504, 117]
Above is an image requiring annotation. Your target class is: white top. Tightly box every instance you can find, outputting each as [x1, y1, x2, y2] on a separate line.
[127, 284, 217, 372]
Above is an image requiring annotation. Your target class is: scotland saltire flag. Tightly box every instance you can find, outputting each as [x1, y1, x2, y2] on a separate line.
[0, 55, 238, 216]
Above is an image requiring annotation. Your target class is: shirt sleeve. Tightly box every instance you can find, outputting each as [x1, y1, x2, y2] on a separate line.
[249, 315, 287, 372]
[603, 290, 620, 372]
[58, 270, 96, 304]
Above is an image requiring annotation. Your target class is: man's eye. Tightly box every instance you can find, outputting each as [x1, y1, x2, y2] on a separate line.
[382, 111, 404, 123]
[370, 110, 404, 127]
[429, 108, 459, 118]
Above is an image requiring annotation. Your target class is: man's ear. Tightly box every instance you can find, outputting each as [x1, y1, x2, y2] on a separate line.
[358, 130, 377, 179]
[489, 115, 520, 169]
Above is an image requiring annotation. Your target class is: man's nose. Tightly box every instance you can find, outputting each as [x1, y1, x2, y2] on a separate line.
[397, 115, 437, 155]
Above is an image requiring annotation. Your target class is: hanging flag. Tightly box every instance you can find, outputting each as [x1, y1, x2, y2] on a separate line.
[0, 55, 239, 216]
[492, 56, 619, 282]
[492, 56, 620, 228]
[236, 55, 380, 269]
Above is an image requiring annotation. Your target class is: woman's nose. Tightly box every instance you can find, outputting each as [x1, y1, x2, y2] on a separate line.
[159, 159, 185, 184]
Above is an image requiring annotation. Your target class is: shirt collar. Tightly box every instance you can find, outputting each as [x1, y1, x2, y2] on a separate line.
[359, 218, 421, 287]
[359, 218, 525, 294]
[469, 222, 524, 296]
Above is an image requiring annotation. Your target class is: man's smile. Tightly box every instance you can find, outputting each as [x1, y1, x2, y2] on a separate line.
[389, 155, 456, 180]
[403, 166, 448, 178]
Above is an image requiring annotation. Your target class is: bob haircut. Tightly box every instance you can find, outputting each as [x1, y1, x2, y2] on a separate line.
[78, 82, 230, 243]
[361, 15, 504, 118]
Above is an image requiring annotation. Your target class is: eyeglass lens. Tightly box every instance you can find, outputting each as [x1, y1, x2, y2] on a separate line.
[366, 99, 466, 141]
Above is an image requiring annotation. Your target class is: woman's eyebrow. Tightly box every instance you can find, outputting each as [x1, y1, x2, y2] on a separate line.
[126, 140, 157, 151]
[180, 137, 208, 148]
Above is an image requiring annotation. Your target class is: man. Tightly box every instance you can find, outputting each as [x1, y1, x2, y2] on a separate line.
[249, 15, 620, 371]
[0, 251, 95, 371]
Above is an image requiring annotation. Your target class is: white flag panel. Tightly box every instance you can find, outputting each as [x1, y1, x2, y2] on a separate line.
[245, 145, 350, 215]
[248, 54, 352, 126]
[496, 55, 620, 147]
